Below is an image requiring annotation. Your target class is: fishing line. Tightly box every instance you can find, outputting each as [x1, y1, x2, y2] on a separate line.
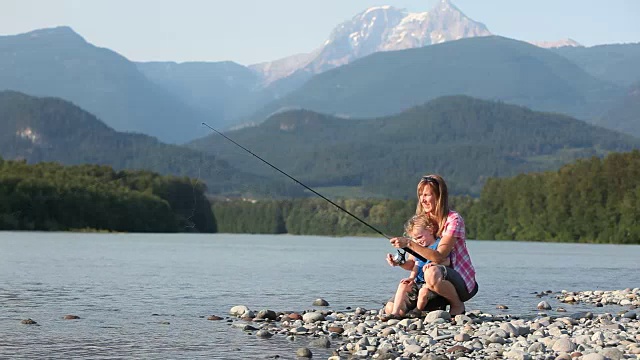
[201, 122, 426, 262]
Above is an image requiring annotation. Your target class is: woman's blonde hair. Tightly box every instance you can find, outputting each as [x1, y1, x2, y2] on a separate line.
[404, 214, 438, 238]
[415, 174, 449, 237]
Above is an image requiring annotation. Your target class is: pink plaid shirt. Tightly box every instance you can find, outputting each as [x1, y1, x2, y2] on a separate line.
[442, 210, 476, 293]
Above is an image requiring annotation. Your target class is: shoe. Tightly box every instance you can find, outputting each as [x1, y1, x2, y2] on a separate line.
[449, 305, 466, 317]
[406, 308, 424, 318]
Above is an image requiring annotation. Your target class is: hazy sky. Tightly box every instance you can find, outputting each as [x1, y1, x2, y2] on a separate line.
[2, 0, 639, 65]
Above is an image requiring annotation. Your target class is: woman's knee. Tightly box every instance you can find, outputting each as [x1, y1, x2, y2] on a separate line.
[424, 266, 444, 287]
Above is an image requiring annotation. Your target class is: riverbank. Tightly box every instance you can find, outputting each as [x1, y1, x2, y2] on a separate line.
[225, 289, 640, 359]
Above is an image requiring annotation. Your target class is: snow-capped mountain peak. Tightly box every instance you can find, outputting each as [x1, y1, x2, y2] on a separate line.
[252, 0, 491, 84]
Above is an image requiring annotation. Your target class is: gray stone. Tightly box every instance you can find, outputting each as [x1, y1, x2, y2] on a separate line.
[517, 325, 531, 336]
[580, 354, 606, 360]
[302, 311, 325, 323]
[503, 349, 531, 360]
[552, 338, 576, 353]
[229, 305, 249, 316]
[255, 309, 277, 321]
[527, 342, 545, 353]
[454, 314, 473, 325]
[425, 310, 451, 323]
[570, 311, 593, 320]
[291, 326, 308, 334]
[380, 327, 396, 336]
[296, 347, 312, 358]
[490, 328, 509, 339]
[600, 347, 623, 360]
[622, 311, 636, 319]
[312, 298, 329, 306]
[309, 337, 331, 348]
[420, 354, 448, 360]
[537, 301, 551, 310]
[255, 329, 273, 338]
[404, 344, 423, 354]
[499, 323, 518, 337]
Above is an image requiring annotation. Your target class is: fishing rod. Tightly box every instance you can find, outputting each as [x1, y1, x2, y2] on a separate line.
[201, 122, 426, 263]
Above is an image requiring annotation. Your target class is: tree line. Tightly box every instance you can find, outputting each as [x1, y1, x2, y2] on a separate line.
[0, 157, 216, 232]
[212, 151, 640, 244]
[2, 151, 639, 244]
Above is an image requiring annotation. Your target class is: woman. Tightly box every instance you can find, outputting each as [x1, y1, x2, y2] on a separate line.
[389, 174, 478, 316]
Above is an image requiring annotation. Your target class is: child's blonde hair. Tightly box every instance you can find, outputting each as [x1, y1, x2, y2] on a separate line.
[404, 214, 438, 238]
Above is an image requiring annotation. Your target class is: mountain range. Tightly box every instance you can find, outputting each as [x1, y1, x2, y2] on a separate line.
[2, 91, 638, 198]
[0, 27, 208, 144]
[244, 36, 625, 125]
[0, 0, 639, 146]
[250, 0, 491, 85]
[0, 90, 304, 197]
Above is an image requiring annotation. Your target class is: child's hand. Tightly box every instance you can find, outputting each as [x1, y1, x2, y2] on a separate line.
[400, 277, 415, 285]
[386, 253, 397, 266]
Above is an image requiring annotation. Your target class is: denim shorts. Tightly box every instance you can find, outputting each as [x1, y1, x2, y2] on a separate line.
[387, 266, 478, 311]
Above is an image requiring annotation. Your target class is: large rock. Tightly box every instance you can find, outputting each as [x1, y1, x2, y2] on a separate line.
[425, 310, 451, 323]
[312, 298, 329, 306]
[537, 301, 551, 310]
[255, 309, 277, 321]
[552, 338, 576, 352]
[229, 305, 249, 317]
[302, 311, 325, 323]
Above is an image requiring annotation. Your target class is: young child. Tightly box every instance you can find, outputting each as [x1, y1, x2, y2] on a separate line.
[384, 214, 450, 318]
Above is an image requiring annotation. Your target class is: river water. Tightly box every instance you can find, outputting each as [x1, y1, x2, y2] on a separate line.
[0, 232, 638, 359]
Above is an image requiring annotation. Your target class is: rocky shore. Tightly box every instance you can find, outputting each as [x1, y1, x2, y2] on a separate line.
[225, 289, 640, 359]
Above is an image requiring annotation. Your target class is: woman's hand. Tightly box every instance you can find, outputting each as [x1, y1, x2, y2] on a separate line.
[390, 236, 410, 248]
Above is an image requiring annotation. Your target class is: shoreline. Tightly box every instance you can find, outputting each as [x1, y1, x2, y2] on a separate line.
[2, 230, 640, 246]
[225, 289, 640, 359]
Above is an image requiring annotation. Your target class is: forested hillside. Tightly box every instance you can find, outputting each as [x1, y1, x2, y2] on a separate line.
[192, 96, 640, 197]
[0, 158, 216, 232]
[465, 150, 640, 244]
[598, 82, 640, 138]
[552, 43, 640, 87]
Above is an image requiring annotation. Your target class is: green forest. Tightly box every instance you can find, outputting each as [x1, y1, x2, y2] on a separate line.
[1, 151, 639, 244]
[212, 151, 640, 244]
[0, 157, 216, 232]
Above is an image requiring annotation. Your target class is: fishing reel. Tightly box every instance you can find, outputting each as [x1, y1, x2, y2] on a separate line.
[391, 250, 407, 265]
